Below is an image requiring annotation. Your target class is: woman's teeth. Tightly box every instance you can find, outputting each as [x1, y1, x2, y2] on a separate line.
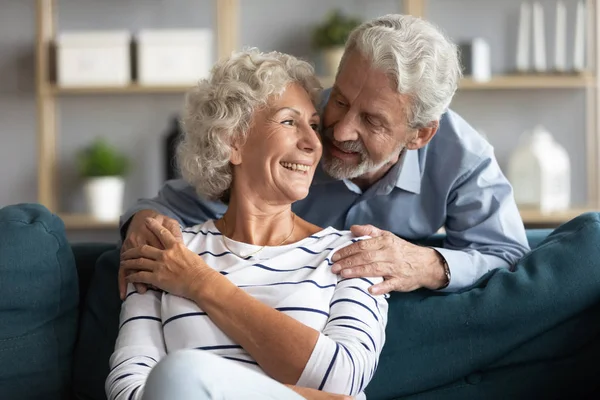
[280, 162, 310, 172]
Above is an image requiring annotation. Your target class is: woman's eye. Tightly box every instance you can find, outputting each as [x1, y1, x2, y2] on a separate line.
[310, 124, 319, 131]
[282, 119, 295, 126]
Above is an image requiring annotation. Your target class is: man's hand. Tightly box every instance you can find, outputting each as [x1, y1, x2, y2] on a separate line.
[119, 210, 183, 300]
[330, 224, 448, 295]
[284, 384, 354, 400]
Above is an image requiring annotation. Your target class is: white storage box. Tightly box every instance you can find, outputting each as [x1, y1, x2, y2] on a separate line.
[136, 29, 213, 86]
[56, 31, 131, 87]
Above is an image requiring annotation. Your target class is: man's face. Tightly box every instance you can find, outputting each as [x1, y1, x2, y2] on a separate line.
[321, 50, 416, 181]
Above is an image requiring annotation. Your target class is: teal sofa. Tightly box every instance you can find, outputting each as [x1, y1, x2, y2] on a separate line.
[1, 203, 599, 400]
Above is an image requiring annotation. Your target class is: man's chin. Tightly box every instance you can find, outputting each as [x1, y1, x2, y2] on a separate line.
[321, 156, 364, 180]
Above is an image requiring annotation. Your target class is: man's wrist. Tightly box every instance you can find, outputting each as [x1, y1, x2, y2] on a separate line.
[424, 248, 450, 290]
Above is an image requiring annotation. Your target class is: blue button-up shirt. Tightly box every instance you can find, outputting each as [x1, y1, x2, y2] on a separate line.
[122, 108, 529, 292]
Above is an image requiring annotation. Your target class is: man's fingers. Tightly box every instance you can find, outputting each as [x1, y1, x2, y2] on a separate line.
[145, 218, 178, 248]
[120, 258, 156, 273]
[134, 283, 148, 294]
[350, 224, 385, 238]
[121, 245, 162, 261]
[335, 262, 393, 279]
[331, 236, 386, 263]
[165, 219, 183, 242]
[118, 263, 128, 300]
[369, 278, 398, 295]
[126, 271, 155, 286]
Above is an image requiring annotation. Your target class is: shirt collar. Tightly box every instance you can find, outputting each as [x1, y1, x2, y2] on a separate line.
[394, 148, 422, 194]
[312, 148, 422, 194]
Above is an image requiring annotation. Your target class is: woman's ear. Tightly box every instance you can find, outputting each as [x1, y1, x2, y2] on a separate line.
[229, 137, 243, 165]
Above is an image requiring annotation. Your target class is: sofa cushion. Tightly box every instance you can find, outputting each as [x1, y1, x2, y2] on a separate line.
[365, 212, 600, 400]
[0, 203, 78, 400]
[72, 249, 121, 400]
[71, 243, 117, 317]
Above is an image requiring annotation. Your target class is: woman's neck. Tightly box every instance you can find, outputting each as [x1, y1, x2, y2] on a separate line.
[217, 194, 296, 246]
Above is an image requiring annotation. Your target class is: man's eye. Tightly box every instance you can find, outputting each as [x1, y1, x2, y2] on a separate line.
[336, 100, 347, 107]
[310, 124, 319, 131]
[366, 116, 381, 127]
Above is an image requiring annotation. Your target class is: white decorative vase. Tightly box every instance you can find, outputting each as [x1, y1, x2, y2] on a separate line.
[322, 47, 345, 77]
[84, 176, 125, 221]
[508, 125, 571, 213]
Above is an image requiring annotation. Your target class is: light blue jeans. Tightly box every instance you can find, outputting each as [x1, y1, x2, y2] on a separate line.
[141, 350, 306, 400]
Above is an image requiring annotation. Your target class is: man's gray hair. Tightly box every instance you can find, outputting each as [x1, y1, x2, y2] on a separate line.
[177, 48, 322, 201]
[342, 14, 462, 129]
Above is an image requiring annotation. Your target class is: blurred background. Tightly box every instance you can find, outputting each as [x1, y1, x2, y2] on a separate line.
[1, 0, 599, 243]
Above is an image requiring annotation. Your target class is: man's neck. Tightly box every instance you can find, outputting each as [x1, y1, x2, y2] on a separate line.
[350, 163, 394, 191]
[350, 150, 404, 191]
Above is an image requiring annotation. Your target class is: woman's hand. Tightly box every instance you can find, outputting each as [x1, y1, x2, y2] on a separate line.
[119, 210, 183, 299]
[120, 217, 222, 300]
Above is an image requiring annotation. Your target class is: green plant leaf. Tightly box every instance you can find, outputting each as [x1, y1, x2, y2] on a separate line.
[311, 9, 362, 49]
[77, 138, 130, 178]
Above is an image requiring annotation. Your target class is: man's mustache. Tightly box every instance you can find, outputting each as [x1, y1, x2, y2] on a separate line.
[321, 126, 367, 155]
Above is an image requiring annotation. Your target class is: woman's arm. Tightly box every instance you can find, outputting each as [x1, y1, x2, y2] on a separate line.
[194, 271, 387, 395]
[295, 276, 388, 394]
[122, 219, 387, 394]
[194, 276, 321, 383]
[106, 284, 166, 400]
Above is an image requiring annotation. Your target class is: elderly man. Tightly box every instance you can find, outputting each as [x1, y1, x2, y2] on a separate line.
[119, 13, 529, 298]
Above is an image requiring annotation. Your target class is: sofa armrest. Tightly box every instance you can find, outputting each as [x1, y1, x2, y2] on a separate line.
[71, 243, 117, 311]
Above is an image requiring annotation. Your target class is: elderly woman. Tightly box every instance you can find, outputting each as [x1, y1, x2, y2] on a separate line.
[108, 49, 388, 400]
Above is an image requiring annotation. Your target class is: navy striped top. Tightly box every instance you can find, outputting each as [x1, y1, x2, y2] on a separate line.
[106, 220, 388, 400]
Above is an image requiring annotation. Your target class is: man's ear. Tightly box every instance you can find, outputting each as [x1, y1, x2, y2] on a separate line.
[406, 120, 439, 150]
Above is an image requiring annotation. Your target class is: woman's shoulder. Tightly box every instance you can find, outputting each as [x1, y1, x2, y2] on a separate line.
[305, 227, 369, 250]
[181, 220, 221, 245]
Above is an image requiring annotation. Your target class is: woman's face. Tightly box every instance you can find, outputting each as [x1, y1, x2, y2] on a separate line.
[231, 83, 322, 205]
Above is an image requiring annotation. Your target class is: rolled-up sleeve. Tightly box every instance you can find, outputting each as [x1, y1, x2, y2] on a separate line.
[437, 148, 530, 292]
[297, 275, 388, 396]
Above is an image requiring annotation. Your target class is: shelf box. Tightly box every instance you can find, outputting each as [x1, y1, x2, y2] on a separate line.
[56, 31, 132, 87]
[136, 29, 213, 86]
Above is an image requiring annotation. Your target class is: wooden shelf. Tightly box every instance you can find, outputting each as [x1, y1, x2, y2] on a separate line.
[59, 213, 119, 230]
[317, 74, 595, 91]
[50, 84, 193, 95]
[459, 74, 595, 90]
[519, 207, 598, 225]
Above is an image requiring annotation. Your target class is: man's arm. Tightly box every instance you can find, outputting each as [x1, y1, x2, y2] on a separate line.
[435, 148, 530, 291]
[119, 179, 226, 238]
[330, 146, 530, 294]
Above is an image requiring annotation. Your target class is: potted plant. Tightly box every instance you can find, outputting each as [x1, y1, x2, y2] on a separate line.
[77, 138, 130, 221]
[311, 9, 362, 77]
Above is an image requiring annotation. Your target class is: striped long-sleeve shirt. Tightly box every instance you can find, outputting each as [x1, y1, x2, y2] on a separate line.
[106, 220, 388, 400]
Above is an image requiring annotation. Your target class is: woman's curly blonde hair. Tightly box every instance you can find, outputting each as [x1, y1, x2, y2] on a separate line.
[177, 48, 322, 202]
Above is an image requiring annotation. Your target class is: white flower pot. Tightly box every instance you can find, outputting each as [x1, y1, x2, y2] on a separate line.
[84, 176, 125, 221]
[322, 47, 346, 77]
